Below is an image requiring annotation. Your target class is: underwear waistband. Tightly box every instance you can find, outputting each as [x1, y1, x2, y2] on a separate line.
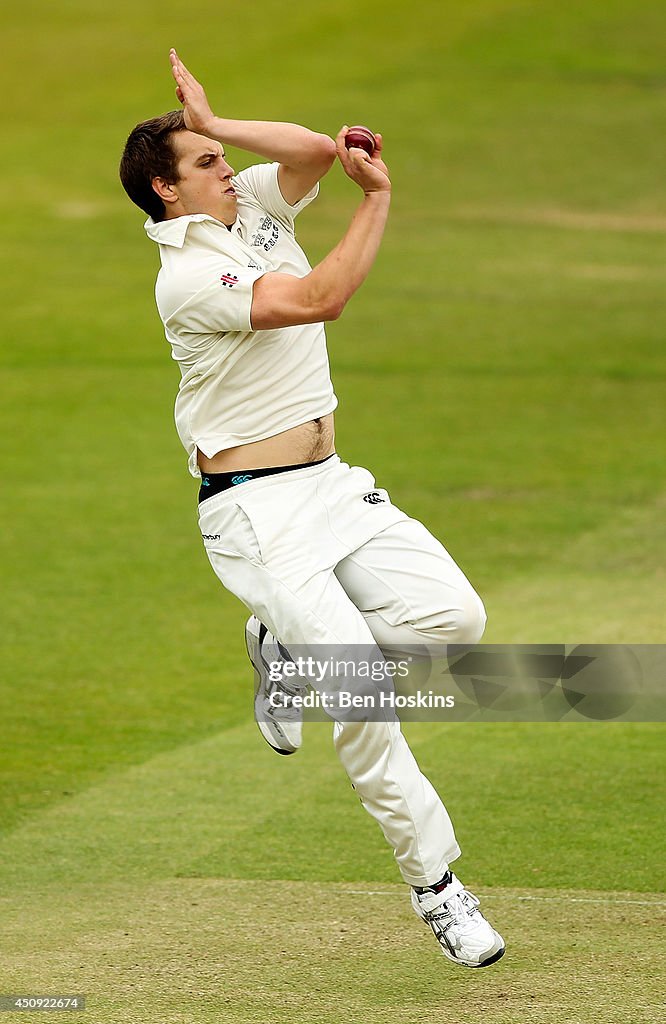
[198, 453, 336, 503]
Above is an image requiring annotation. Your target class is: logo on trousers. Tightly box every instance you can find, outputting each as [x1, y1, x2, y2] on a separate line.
[363, 491, 386, 504]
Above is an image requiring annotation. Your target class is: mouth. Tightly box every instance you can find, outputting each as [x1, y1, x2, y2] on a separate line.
[224, 186, 236, 196]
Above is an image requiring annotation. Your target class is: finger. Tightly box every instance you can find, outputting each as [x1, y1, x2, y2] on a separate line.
[173, 59, 200, 100]
[335, 126, 354, 173]
[373, 133, 383, 154]
[335, 125, 349, 147]
[335, 125, 349, 157]
[169, 49, 183, 78]
[170, 48, 192, 86]
[170, 56, 185, 85]
[176, 86, 184, 103]
[349, 147, 371, 167]
[177, 57, 199, 88]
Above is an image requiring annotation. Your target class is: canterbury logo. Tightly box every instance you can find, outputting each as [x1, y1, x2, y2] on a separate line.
[363, 491, 386, 504]
[232, 474, 252, 485]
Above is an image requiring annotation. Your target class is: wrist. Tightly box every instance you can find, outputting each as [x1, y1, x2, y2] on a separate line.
[203, 115, 227, 141]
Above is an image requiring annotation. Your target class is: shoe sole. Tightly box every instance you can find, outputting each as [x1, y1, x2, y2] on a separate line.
[477, 945, 505, 968]
[246, 622, 297, 756]
[439, 937, 506, 969]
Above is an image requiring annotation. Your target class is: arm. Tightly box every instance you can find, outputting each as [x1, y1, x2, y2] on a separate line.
[250, 128, 392, 330]
[170, 49, 336, 204]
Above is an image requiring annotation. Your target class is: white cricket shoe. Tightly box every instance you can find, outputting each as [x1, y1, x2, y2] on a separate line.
[411, 873, 505, 968]
[246, 616, 305, 755]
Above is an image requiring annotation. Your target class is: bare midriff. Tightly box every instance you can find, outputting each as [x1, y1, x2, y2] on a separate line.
[197, 413, 336, 473]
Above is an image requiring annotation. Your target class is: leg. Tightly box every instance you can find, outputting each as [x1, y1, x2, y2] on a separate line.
[230, 523, 503, 966]
[198, 486, 458, 884]
[332, 515, 487, 884]
[334, 517, 487, 657]
[335, 517, 505, 967]
[198, 466, 504, 965]
[238, 561, 460, 884]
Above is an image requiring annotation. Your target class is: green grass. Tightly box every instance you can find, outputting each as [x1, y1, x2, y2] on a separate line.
[0, 724, 663, 1022]
[2, 878, 662, 1024]
[1, 0, 664, 1021]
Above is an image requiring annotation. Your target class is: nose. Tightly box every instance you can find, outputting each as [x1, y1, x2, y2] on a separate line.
[220, 158, 235, 179]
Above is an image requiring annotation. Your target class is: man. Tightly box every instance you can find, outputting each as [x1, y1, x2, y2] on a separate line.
[119, 49, 505, 968]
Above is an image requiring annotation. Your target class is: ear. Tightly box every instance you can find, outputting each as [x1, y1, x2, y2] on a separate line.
[152, 176, 179, 205]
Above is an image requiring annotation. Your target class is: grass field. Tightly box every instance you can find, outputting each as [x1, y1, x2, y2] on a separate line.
[1, 0, 665, 1021]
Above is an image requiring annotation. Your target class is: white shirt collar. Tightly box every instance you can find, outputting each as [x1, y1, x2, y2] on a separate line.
[144, 213, 236, 248]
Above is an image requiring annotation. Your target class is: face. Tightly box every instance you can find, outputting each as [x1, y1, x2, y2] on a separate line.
[157, 130, 237, 225]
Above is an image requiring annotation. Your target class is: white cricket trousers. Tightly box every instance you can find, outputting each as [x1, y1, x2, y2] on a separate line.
[198, 456, 486, 887]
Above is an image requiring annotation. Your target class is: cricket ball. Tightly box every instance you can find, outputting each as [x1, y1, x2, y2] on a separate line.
[345, 125, 376, 156]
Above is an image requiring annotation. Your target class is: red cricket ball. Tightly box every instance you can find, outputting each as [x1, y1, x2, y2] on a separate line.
[344, 125, 376, 157]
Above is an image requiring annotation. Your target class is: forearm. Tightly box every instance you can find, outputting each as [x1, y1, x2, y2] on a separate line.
[250, 192, 391, 329]
[169, 50, 336, 171]
[205, 117, 335, 168]
[306, 191, 391, 317]
[249, 126, 394, 330]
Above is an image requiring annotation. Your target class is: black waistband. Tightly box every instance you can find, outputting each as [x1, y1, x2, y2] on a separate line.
[198, 453, 336, 502]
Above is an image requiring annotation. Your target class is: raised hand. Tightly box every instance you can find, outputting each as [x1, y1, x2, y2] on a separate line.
[169, 48, 216, 136]
[336, 126, 391, 195]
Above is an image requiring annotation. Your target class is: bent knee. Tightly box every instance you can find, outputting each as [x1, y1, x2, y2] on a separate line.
[449, 590, 487, 644]
[413, 588, 487, 646]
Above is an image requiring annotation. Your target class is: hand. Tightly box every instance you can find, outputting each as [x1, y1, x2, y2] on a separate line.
[169, 48, 216, 135]
[335, 126, 391, 195]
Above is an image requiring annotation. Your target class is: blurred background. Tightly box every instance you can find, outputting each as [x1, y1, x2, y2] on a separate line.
[0, 5, 664, 1017]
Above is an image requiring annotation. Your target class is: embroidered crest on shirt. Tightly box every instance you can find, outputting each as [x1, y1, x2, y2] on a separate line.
[220, 273, 239, 288]
[251, 215, 279, 253]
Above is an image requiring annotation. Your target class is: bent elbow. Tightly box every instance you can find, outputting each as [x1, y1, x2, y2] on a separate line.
[305, 278, 347, 322]
[319, 296, 346, 321]
[313, 133, 337, 166]
[322, 135, 338, 164]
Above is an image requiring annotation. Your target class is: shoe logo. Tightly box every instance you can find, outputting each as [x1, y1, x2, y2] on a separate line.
[363, 491, 386, 504]
[232, 474, 252, 485]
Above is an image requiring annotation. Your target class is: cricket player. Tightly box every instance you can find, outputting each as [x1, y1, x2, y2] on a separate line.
[119, 49, 505, 968]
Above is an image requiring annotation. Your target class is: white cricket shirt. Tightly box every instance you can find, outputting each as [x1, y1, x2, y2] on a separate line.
[145, 162, 338, 476]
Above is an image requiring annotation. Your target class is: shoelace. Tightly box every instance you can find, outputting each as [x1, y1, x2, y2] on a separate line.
[427, 890, 481, 933]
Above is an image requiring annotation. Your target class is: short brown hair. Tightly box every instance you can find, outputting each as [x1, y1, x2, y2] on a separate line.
[119, 110, 187, 222]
